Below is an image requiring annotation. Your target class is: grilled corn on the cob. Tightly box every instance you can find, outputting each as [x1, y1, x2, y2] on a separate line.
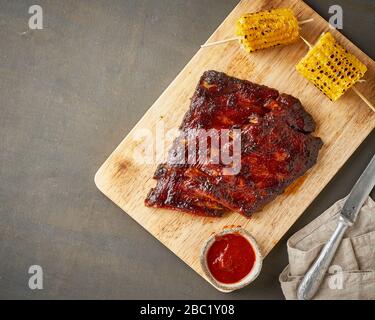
[235, 8, 300, 52]
[296, 32, 367, 101]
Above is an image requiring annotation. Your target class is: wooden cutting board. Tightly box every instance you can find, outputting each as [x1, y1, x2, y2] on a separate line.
[95, 0, 375, 288]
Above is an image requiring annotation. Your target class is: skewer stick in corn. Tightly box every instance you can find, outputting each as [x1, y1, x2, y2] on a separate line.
[298, 18, 315, 25]
[202, 36, 242, 48]
[201, 8, 313, 51]
[299, 36, 312, 49]
[352, 87, 375, 112]
[296, 32, 374, 112]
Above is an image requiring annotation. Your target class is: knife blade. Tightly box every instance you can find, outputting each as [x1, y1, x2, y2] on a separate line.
[341, 153, 375, 225]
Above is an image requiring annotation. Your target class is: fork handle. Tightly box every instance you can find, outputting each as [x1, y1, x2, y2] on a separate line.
[297, 217, 349, 300]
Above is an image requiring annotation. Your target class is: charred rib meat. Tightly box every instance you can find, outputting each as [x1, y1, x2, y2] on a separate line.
[145, 71, 323, 217]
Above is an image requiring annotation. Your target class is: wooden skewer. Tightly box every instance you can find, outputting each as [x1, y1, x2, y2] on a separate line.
[299, 35, 312, 49]
[201, 18, 314, 48]
[352, 87, 375, 112]
[301, 37, 375, 112]
[201, 36, 241, 48]
[298, 18, 314, 25]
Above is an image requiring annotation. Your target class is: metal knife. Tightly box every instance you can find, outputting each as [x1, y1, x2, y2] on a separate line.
[297, 153, 375, 300]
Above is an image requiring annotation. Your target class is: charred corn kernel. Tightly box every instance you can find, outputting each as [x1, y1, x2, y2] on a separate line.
[296, 32, 367, 101]
[235, 8, 299, 52]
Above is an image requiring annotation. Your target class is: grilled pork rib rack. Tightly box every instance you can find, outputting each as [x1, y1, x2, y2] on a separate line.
[145, 71, 323, 217]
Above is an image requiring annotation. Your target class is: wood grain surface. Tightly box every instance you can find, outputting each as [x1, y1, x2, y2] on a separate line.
[95, 0, 375, 288]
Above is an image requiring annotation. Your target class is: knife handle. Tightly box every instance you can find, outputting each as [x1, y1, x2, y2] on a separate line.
[297, 217, 349, 300]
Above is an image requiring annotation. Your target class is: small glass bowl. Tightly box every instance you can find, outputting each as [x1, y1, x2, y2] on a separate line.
[200, 228, 263, 293]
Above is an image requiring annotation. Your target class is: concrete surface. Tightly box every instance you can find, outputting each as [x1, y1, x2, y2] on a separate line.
[0, 0, 374, 299]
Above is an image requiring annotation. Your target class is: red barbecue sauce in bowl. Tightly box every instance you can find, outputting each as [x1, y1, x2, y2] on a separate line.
[206, 233, 256, 284]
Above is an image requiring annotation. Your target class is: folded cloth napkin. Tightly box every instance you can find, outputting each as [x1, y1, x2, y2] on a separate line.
[279, 197, 375, 300]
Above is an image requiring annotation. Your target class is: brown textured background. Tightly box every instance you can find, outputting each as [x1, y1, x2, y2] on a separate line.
[0, 0, 374, 299]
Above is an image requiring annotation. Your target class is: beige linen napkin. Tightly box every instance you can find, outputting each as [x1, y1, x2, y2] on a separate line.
[279, 197, 375, 300]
